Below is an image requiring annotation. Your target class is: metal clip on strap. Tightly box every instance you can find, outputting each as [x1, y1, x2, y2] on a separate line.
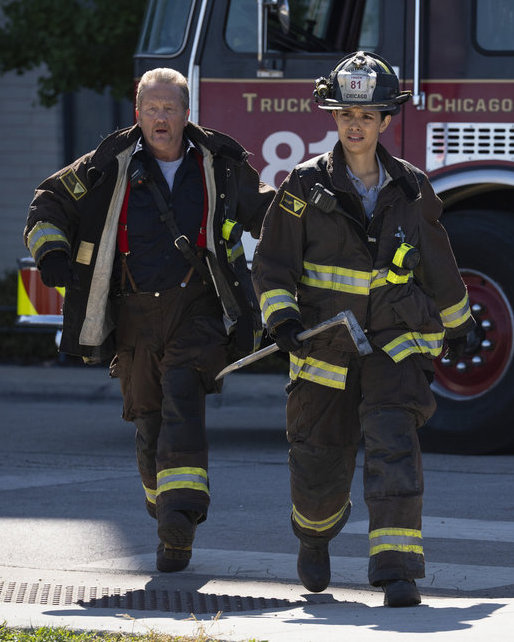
[174, 234, 190, 250]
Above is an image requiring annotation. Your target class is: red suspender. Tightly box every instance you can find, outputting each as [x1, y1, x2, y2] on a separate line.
[117, 182, 131, 254]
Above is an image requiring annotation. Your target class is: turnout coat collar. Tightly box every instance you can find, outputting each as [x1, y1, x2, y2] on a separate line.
[327, 140, 423, 203]
[87, 121, 249, 171]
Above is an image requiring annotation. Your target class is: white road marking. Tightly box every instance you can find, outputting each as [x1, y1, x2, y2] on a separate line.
[344, 517, 514, 542]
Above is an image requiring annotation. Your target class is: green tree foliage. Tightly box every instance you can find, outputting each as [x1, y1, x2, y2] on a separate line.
[0, 0, 147, 106]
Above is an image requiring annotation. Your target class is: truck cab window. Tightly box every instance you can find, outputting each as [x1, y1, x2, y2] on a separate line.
[226, 0, 379, 53]
[475, 0, 514, 52]
[138, 0, 195, 56]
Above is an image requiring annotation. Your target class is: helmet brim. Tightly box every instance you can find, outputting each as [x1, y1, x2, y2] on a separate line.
[316, 91, 411, 113]
[317, 101, 394, 111]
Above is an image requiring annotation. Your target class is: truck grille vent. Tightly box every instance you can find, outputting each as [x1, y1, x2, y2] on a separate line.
[426, 122, 514, 171]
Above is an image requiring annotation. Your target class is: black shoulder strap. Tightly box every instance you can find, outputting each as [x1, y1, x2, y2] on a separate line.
[129, 157, 212, 284]
[151, 180, 212, 284]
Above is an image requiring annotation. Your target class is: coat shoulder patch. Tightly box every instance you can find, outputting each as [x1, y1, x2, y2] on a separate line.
[279, 191, 307, 218]
[60, 169, 87, 200]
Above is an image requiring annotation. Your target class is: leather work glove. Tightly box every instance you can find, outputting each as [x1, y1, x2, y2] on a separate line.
[445, 325, 484, 363]
[39, 252, 74, 287]
[272, 319, 305, 353]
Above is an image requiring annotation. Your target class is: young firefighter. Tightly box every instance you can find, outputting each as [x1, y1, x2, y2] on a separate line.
[252, 51, 481, 607]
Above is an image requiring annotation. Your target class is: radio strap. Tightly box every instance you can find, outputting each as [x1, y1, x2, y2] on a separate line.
[144, 177, 213, 286]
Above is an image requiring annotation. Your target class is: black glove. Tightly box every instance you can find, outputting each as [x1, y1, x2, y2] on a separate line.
[272, 319, 305, 353]
[445, 336, 467, 362]
[445, 325, 484, 362]
[39, 252, 74, 287]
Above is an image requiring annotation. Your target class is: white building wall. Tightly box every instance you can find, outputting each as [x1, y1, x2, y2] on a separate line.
[0, 69, 63, 276]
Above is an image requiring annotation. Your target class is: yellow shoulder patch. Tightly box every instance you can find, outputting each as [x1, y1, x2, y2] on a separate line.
[60, 169, 87, 201]
[279, 191, 307, 218]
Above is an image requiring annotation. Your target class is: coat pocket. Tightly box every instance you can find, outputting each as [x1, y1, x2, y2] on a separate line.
[392, 288, 440, 331]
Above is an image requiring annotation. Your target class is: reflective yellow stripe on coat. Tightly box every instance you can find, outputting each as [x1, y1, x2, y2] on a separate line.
[260, 289, 299, 324]
[26, 221, 70, 264]
[369, 528, 423, 556]
[156, 467, 209, 497]
[290, 354, 348, 389]
[300, 261, 371, 295]
[440, 294, 472, 329]
[383, 331, 445, 362]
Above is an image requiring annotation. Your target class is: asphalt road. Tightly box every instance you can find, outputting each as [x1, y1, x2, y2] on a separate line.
[0, 364, 513, 641]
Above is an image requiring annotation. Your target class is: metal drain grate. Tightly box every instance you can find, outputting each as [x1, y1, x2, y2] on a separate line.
[0, 579, 304, 614]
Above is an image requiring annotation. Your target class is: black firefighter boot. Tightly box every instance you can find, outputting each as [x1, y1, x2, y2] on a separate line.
[156, 509, 198, 573]
[382, 579, 421, 607]
[297, 539, 331, 593]
[156, 538, 192, 573]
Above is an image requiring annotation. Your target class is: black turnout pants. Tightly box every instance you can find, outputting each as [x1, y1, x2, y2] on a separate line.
[113, 281, 229, 525]
[286, 350, 436, 586]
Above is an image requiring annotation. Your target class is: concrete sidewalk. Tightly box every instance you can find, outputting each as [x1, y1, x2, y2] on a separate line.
[1, 364, 514, 640]
[1, 556, 512, 641]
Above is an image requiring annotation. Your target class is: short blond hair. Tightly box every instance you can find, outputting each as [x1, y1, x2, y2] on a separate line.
[136, 68, 189, 112]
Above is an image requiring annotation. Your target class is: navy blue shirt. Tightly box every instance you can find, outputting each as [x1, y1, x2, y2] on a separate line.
[113, 139, 205, 292]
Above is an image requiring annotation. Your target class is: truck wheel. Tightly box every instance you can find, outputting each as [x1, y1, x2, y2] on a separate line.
[419, 209, 514, 455]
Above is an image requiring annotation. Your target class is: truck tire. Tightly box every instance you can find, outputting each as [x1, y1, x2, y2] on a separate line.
[419, 209, 514, 455]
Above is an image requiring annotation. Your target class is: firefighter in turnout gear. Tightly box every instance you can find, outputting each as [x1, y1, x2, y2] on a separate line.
[252, 52, 480, 607]
[24, 68, 274, 573]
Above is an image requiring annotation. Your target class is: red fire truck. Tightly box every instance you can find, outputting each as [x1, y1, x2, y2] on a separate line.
[135, 0, 514, 455]
[19, 0, 514, 454]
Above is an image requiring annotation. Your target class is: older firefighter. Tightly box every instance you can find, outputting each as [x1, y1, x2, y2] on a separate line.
[252, 52, 481, 607]
[24, 68, 274, 573]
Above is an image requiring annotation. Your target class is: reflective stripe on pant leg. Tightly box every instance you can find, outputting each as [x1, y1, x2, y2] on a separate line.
[369, 527, 423, 556]
[157, 367, 210, 518]
[287, 375, 361, 542]
[362, 407, 425, 584]
[153, 286, 229, 523]
[367, 517, 424, 585]
[359, 352, 432, 584]
[291, 499, 351, 543]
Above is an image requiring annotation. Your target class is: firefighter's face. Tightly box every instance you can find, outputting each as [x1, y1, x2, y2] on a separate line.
[136, 82, 190, 161]
[332, 107, 391, 157]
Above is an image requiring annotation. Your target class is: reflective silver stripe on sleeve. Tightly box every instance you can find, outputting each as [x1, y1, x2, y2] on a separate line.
[383, 331, 445, 362]
[260, 289, 299, 323]
[290, 355, 348, 389]
[440, 294, 472, 329]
